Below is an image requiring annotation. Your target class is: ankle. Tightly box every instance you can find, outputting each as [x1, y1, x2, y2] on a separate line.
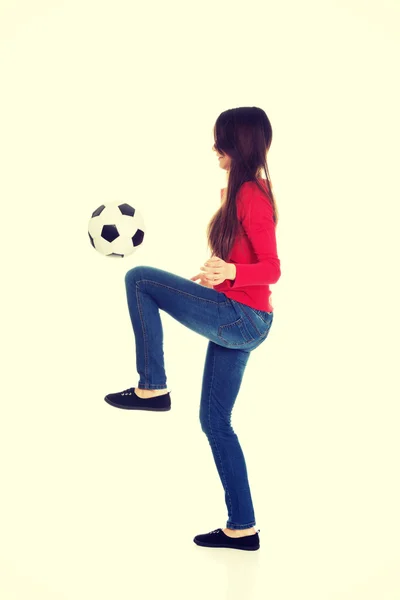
[136, 387, 168, 396]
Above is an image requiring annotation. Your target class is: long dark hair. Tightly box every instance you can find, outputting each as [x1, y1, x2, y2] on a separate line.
[207, 106, 279, 262]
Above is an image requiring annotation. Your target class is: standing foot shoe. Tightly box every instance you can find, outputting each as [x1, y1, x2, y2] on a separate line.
[193, 528, 260, 551]
[104, 387, 171, 411]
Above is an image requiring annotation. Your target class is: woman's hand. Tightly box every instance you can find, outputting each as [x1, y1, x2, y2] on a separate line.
[190, 273, 214, 288]
[191, 256, 235, 287]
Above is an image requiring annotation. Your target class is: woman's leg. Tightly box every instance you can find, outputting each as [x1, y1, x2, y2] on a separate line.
[199, 340, 256, 530]
[123, 264, 270, 529]
[124, 264, 263, 390]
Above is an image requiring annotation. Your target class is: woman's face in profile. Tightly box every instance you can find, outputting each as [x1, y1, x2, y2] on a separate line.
[212, 144, 231, 171]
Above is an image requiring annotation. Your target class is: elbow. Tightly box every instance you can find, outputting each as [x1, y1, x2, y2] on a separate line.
[273, 265, 281, 284]
[268, 259, 281, 284]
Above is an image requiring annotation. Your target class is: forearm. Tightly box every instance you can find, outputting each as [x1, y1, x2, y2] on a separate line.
[228, 263, 236, 281]
[231, 259, 281, 287]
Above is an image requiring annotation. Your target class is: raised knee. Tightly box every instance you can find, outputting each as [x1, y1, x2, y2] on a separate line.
[125, 265, 141, 283]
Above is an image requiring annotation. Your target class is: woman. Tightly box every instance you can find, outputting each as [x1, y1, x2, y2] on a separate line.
[104, 106, 281, 551]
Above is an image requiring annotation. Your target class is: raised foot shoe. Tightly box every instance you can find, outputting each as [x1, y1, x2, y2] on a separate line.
[193, 528, 260, 551]
[104, 387, 171, 411]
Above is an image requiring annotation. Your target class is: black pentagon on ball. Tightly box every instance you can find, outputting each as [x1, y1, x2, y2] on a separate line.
[132, 229, 144, 246]
[101, 224, 120, 243]
[92, 205, 106, 218]
[88, 232, 95, 247]
[119, 203, 135, 217]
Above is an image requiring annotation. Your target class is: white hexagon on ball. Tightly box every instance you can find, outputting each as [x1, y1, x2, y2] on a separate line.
[88, 202, 145, 258]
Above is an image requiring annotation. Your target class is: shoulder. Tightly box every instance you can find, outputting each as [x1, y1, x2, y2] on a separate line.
[239, 179, 268, 194]
[237, 180, 272, 212]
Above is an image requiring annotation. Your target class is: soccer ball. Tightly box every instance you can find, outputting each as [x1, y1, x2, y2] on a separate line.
[88, 201, 145, 258]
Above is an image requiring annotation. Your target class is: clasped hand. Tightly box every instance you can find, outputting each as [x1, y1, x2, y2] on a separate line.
[190, 256, 234, 287]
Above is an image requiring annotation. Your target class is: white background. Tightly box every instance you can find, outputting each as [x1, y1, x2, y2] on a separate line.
[1, 1, 399, 599]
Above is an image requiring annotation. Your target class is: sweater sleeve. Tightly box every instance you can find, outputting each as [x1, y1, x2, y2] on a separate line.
[230, 182, 281, 287]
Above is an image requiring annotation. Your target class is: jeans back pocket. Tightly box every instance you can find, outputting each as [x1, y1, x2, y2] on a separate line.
[251, 307, 273, 324]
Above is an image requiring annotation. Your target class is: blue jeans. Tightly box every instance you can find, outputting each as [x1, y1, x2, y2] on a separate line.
[124, 265, 274, 530]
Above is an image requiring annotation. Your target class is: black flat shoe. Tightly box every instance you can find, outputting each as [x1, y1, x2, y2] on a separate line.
[193, 528, 260, 551]
[104, 387, 171, 411]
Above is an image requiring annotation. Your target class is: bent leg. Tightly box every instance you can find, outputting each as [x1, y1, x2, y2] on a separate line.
[124, 265, 254, 390]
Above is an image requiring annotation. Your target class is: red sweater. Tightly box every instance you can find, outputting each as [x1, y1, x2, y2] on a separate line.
[213, 178, 281, 313]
